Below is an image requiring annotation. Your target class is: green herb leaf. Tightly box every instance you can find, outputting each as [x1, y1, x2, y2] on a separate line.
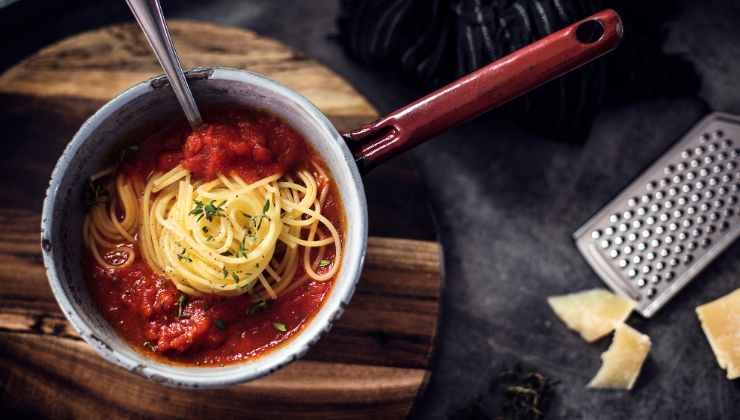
[236, 235, 249, 258]
[177, 248, 193, 263]
[231, 272, 240, 284]
[319, 259, 331, 268]
[214, 319, 226, 330]
[189, 200, 205, 221]
[190, 199, 226, 222]
[247, 299, 268, 315]
[272, 321, 287, 332]
[222, 267, 229, 279]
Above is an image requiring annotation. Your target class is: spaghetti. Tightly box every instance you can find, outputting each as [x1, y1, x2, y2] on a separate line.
[85, 163, 341, 300]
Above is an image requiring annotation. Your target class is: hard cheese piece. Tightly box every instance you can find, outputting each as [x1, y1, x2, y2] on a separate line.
[696, 288, 740, 380]
[548, 289, 636, 342]
[588, 324, 651, 390]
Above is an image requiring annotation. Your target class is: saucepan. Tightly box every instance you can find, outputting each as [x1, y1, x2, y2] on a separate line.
[41, 10, 622, 387]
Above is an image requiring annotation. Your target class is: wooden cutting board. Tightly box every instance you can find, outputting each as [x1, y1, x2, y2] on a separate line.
[0, 20, 442, 419]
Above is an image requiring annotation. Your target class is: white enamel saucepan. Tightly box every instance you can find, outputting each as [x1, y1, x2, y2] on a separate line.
[41, 10, 622, 387]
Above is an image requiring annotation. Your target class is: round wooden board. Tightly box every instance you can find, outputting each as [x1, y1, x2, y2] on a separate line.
[0, 21, 441, 419]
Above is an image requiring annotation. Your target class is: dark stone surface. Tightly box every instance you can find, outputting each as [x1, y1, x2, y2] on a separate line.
[3, 0, 739, 418]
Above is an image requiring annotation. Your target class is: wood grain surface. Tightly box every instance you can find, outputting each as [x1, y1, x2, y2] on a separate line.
[0, 21, 441, 419]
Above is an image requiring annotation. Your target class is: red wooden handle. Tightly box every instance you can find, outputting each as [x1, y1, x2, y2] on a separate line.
[344, 9, 623, 172]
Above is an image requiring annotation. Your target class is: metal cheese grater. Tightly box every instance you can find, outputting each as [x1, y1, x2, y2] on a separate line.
[574, 113, 740, 317]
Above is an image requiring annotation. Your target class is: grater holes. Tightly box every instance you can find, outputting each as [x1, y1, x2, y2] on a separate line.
[585, 122, 740, 309]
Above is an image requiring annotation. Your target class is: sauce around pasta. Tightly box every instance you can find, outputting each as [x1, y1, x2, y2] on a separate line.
[84, 108, 343, 365]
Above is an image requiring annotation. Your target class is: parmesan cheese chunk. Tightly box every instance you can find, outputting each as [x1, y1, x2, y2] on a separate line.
[548, 289, 636, 342]
[696, 288, 740, 380]
[588, 324, 651, 390]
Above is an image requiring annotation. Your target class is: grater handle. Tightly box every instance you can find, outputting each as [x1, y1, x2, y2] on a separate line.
[344, 9, 623, 173]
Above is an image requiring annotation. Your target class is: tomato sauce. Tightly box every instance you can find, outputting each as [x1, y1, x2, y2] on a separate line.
[121, 108, 306, 183]
[88, 108, 343, 365]
[89, 257, 334, 365]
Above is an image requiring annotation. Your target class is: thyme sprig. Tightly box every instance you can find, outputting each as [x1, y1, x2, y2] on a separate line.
[190, 199, 226, 222]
